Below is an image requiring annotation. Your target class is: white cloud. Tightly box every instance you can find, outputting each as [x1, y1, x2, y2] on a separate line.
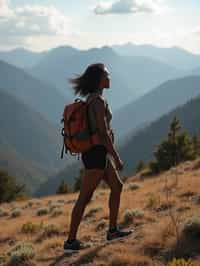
[0, 0, 71, 50]
[0, 0, 13, 18]
[94, 0, 166, 15]
[0, 3, 69, 36]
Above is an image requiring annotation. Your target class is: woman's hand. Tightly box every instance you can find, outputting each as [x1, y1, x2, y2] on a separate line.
[109, 129, 114, 143]
[115, 157, 124, 171]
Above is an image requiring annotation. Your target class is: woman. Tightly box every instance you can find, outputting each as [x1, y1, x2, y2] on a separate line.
[64, 63, 133, 253]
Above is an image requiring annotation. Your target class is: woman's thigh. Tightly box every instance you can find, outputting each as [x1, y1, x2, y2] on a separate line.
[78, 168, 105, 201]
[102, 155, 124, 192]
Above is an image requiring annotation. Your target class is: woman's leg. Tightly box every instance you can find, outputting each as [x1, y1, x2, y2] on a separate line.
[68, 168, 105, 240]
[102, 156, 124, 230]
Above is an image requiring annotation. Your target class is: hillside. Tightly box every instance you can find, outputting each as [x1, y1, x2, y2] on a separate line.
[0, 158, 200, 265]
[112, 75, 200, 140]
[118, 92, 200, 177]
[112, 42, 200, 70]
[0, 90, 66, 194]
[30, 46, 180, 111]
[0, 60, 69, 124]
[0, 48, 45, 69]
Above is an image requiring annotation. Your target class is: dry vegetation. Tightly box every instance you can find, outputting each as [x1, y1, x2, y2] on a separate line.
[1, 158, 200, 265]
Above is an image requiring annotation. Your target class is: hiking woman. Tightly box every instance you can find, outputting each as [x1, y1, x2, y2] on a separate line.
[64, 63, 133, 253]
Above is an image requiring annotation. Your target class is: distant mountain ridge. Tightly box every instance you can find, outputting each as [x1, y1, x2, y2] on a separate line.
[0, 48, 46, 69]
[30, 45, 181, 111]
[112, 42, 200, 70]
[0, 60, 69, 124]
[112, 75, 200, 140]
[0, 90, 67, 194]
[118, 92, 200, 176]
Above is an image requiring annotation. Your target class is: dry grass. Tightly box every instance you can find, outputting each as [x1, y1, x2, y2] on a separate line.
[1, 158, 200, 265]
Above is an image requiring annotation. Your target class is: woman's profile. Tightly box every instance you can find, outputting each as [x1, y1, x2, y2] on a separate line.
[64, 63, 133, 253]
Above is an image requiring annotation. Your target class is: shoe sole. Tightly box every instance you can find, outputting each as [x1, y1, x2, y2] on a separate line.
[63, 243, 92, 254]
[64, 249, 78, 254]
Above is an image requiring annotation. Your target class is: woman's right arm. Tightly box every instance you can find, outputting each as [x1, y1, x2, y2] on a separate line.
[92, 97, 121, 163]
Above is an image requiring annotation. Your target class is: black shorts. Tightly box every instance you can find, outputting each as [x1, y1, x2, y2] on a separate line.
[81, 145, 108, 170]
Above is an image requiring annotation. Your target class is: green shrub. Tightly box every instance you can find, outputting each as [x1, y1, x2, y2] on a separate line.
[182, 214, 200, 238]
[128, 182, 140, 191]
[0, 170, 25, 203]
[21, 222, 41, 234]
[51, 207, 63, 217]
[123, 208, 144, 225]
[145, 193, 160, 209]
[84, 207, 102, 219]
[167, 258, 198, 266]
[7, 241, 35, 266]
[11, 208, 22, 218]
[40, 224, 59, 239]
[36, 207, 49, 216]
[0, 208, 8, 217]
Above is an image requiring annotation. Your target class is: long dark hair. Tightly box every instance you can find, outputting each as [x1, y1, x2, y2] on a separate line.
[69, 63, 106, 97]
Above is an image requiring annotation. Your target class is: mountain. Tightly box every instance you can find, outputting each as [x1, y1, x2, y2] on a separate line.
[30, 45, 181, 111]
[34, 160, 82, 197]
[0, 90, 67, 194]
[118, 92, 200, 177]
[191, 66, 200, 76]
[112, 76, 200, 140]
[0, 48, 45, 69]
[0, 60, 69, 124]
[112, 43, 200, 70]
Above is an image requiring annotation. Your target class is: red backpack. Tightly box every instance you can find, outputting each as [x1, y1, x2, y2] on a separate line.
[60, 95, 103, 159]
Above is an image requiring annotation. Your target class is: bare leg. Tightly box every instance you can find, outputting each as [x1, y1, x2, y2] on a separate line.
[68, 168, 105, 240]
[102, 157, 123, 229]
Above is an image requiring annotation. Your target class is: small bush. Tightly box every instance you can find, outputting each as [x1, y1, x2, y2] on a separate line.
[145, 193, 160, 209]
[51, 207, 63, 217]
[167, 258, 198, 266]
[140, 167, 153, 178]
[7, 241, 35, 265]
[96, 219, 107, 231]
[40, 224, 59, 239]
[182, 214, 200, 239]
[128, 182, 140, 191]
[123, 208, 144, 225]
[57, 199, 65, 204]
[0, 208, 8, 217]
[21, 222, 41, 234]
[36, 207, 49, 216]
[84, 207, 102, 219]
[11, 208, 22, 218]
[49, 203, 64, 212]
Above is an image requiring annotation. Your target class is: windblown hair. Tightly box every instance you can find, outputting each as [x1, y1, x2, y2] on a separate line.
[69, 63, 105, 97]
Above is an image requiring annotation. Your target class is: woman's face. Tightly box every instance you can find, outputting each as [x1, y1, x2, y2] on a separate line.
[100, 67, 110, 89]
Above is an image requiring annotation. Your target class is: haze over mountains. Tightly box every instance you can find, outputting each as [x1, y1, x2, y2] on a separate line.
[112, 43, 200, 70]
[113, 75, 200, 140]
[0, 90, 66, 193]
[0, 48, 45, 69]
[0, 42, 200, 196]
[30, 46, 181, 111]
[118, 92, 200, 177]
[0, 60, 69, 124]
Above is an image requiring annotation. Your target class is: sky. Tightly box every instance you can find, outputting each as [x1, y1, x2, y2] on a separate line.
[0, 0, 200, 54]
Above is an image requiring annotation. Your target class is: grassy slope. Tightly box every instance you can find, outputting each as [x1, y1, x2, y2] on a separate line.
[1, 158, 200, 265]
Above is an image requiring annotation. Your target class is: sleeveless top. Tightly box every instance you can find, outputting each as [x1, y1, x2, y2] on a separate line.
[86, 91, 112, 134]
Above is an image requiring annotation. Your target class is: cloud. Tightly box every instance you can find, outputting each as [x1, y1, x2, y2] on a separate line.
[0, 0, 13, 18]
[0, 2, 69, 37]
[94, 0, 165, 15]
